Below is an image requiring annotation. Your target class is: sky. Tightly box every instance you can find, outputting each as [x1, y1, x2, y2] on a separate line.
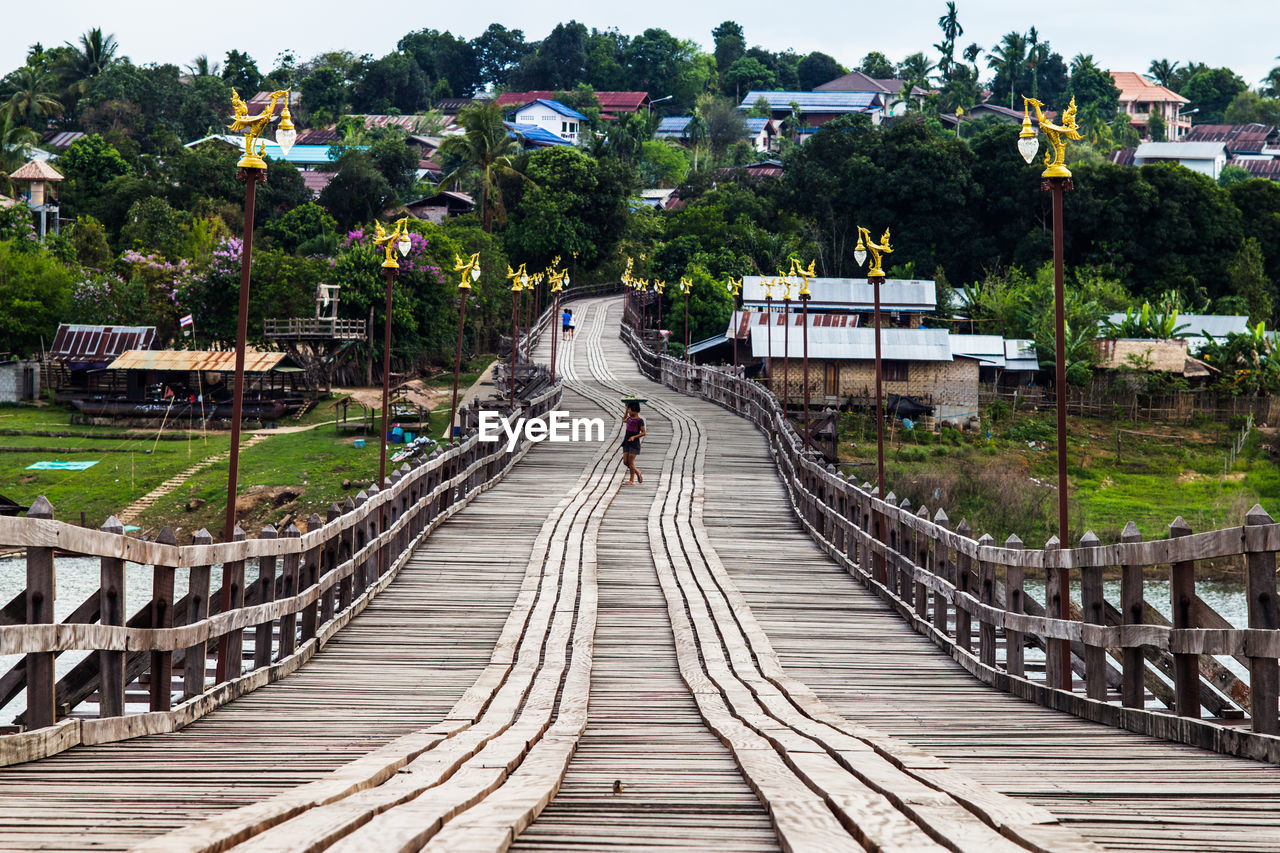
[4, 0, 1278, 91]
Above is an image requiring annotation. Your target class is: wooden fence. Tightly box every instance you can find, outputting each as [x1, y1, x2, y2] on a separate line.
[621, 314, 1280, 764]
[984, 383, 1280, 425]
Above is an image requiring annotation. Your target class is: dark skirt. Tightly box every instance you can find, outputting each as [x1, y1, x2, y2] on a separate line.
[622, 440, 640, 455]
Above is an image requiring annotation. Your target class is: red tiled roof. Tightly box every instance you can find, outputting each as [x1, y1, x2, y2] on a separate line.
[1230, 158, 1280, 180]
[1186, 124, 1278, 153]
[1110, 72, 1188, 105]
[301, 171, 336, 198]
[495, 91, 649, 113]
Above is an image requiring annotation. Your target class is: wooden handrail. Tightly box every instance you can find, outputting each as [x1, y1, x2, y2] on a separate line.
[618, 309, 1280, 764]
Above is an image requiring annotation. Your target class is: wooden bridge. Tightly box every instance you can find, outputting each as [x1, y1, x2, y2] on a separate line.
[2, 293, 1280, 852]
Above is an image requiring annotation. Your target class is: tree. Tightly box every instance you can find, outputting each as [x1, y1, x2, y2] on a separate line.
[1181, 67, 1247, 124]
[66, 28, 119, 82]
[637, 140, 688, 188]
[1230, 178, 1280, 287]
[58, 133, 131, 210]
[366, 133, 418, 198]
[897, 53, 935, 104]
[300, 67, 346, 124]
[186, 54, 221, 78]
[1147, 107, 1166, 141]
[934, 1, 963, 81]
[437, 101, 527, 231]
[584, 27, 630, 91]
[4, 66, 63, 128]
[1227, 237, 1272, 326]
[626, 28, 703, 110]
[317, 152, 395, 229]
[1147, 58, 1178, 87]
[510, 21, 589, 90]
[797, 52, 844, 91]
[350, 52, 428, 114]
[221, 50, 261, 96]
[1067, 55, 1121, 128]
[859, 52, 895, 79]
[1219, 164, 1251, 188]
[0, 107, 38, 195]
[722, 57, 775, 98]
[712, 21, 746, 76]
[697, 94, 747, 159]
[263, 202, 337, 253]
[1264, 57, 1280, 98]
[398, 29, 479, 99]
[987, 32, 1027, 109]
[0, 239, 73, 356]
[1224, 90, 1280, 126]
[472, 23, 529, 88]
[120, 196, 187, 259]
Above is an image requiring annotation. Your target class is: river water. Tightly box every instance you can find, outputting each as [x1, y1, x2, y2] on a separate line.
[0, 555, 262, 720]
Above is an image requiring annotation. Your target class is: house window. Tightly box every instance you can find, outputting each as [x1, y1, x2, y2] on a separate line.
[883, 360, 909, 382]
[823, 362, 840, 396]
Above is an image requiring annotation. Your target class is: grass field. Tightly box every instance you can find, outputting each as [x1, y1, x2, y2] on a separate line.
[837, 409, 1280, 548]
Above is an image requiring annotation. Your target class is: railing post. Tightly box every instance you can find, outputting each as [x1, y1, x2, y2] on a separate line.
[279, 524, 302, 658]
[366, 484, 382, 582]
[1244, 504, 1278, 734]
[1079, 530, 1106, 701]
[340, 496, 357, 607]
[914, 506, 930, 621]
[931, 508, 950, 637]
[1005, 534, 1025, 678]
[954, 520, 974, 654]
[98, 515, 126, 718]
[898, 497, 912, 605]
[977, 533, 996, 668]
[302, 513, 324, 643]
[1044, 535, 1067, 691]
[215, 525, 247, 684]
[253, 524, 278, 671]
[24, 496, 55, 730]
[353, 491, 369, 595]
[149, 526, 177, 712]
[871, 488, 886, 585]
[1168, 516, 1199, 718]
[184, 528, 213, 701]
[1119, 521, 1145, 709]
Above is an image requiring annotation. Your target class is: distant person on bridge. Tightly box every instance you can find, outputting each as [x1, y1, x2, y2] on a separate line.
[562, 308, 573, 341]
[621, 402, 645, 485]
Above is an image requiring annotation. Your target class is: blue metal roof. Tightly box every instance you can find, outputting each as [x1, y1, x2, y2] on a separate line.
[738, 91, 879, 112]
[516, 99, 589, 121]
[744, 117, 770, 133]
[504, 122, 574, 147]
[185, 134, 351, 165]
[655, 117, 692, 137]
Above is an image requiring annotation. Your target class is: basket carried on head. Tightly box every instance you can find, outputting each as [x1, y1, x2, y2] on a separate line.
[621, 396, 647, 411]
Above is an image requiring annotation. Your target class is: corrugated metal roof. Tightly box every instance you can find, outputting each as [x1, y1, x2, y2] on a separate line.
[741, 276, 935, 311]
[655, 117, 691, 136]
[1134, 141, 1226, 160]
[738, 91, 879, 112]
[300, 171, 336, 198]
[504, 122, 573, 147]
[185, 135, 348, 165]
[949, 334, 1005, 366]
[42, 131, 85, 150]
[1104, 313, 1248, 342]
[515, 99, 589, 121]
[50, 324, 156, 363]
[107, 350, 291, 372]
[1185, 123, 1278, 154]
[737, 312, 955, 360]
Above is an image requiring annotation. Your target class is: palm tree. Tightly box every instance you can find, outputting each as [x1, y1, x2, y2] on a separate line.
[1147, 58, 1179, 87]
[0, 106, 39, 196]
[4, 66, 63, 127]
[897, 52, 936, 105]
[186, 54, 221, 78]
[437, 101, 529, 232]
[69, 28, 119, 79]
[1070, 53, 1096, 74]
[933, 1, 963, 79]
[988, 32, 1028, 109]
[1263, 57, 1280, 98]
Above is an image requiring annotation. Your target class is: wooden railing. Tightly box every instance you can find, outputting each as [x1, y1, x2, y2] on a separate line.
[621, 314, 1280, 764]
[263, 317, 367, 339]
[0, 369, 562, 766]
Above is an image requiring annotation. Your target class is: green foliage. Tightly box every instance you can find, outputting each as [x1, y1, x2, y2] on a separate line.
[438, 101, 527, 232]
[1218, 164, 1251, 188]
[59, 134, 131, 204]
[1227, 237, 1272, 327]
[637, 140, 688, 188]
[796, 51, 843, 91]
[120, 196, 188, 260]
[263, 202, 338, 254]
[858, 52, 895, 79]
[1103, 302, 1191, 339]
[1224, 90, 1280, 126]
[318, 152, 395, 230]
[221, 50, 261, 95]
[69, 215, 111, 268]
[0, 239, 73, 355]
[1181, 67, 1248, 124]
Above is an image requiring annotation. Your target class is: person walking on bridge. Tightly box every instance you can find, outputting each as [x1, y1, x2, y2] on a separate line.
[562, 307, 573, 341]
[621, 402, 645, 485]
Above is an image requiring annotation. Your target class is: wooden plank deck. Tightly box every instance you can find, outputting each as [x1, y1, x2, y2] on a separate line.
[0, 393, 610, 852]
[570, 299, 1280, 852]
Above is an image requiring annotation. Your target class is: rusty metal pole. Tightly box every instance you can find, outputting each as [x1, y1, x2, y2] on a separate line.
[223, 166, 264, 543]
[765, 294, 773, 392]
[1048, 174, 1073, 690]
[550, 288, 560, 382]
[510, 287, 519, 405]
[378, 266, 395, 487]
[732, 294, 738, 376]
[684, 288, 690, 361]
[448, 292, 468, 440]
[873, 273, 885, 500]
[802, 291, 811, 451]
[783, 297, 791, 410]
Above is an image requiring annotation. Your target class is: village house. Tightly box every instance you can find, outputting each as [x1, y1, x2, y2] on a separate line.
[494, 91, 651, 119]
[813, 70, 925, 116]
[736, 91, 885, 127]
[8, 160, 63, 239]
[654, 116, 781, 152]
[1110, 72, 1192, 141]
[509, 99, 589, 144]
[402, 190, 475, 223]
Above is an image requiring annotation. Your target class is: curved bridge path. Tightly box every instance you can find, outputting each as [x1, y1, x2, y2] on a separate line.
[1, 296, 1279, 852]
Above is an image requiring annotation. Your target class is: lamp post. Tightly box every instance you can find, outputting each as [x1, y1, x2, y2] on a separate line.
[781, 272, 794, 410]
[854, 227, 892, 501]
[1019, 95, 1081, 692]
[791, 259, 815, 451]
[222, 88, 295, 545]
[762, 277, 775, 392]
[726, 277, 742, 375]
[373, 219, 412, 486]
[680, 277, 692, 361]
[448, 252, 482, 439]
[655, 279, 666, 338]
[548, 264, 566, 381]
[506, 264, 527, 405]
